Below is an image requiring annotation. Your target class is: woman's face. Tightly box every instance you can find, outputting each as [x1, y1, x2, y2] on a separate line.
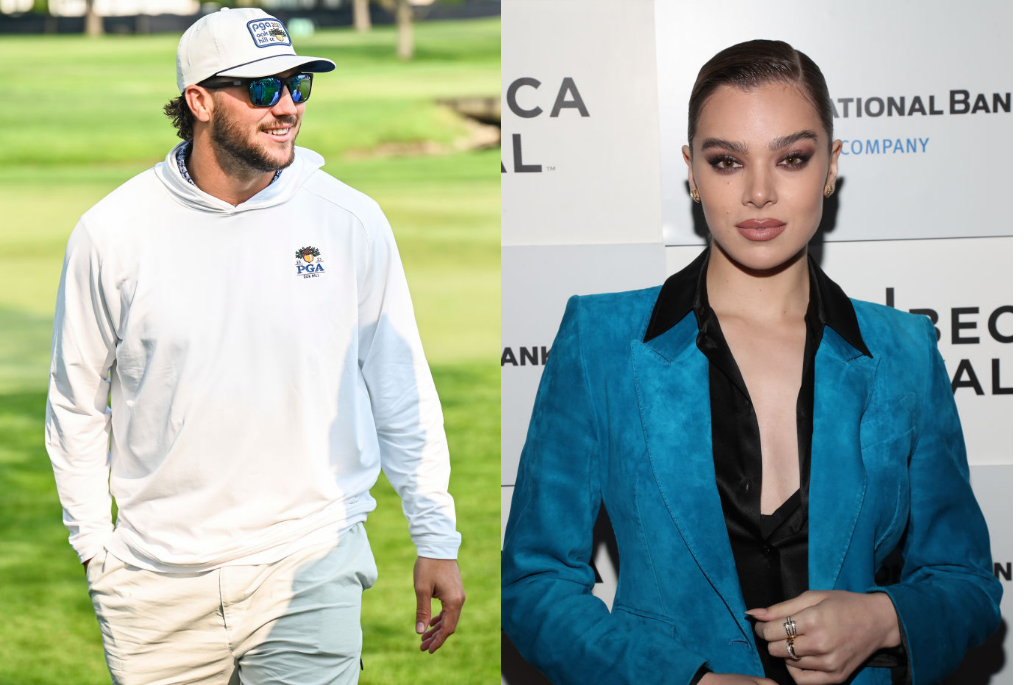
[682, 81, 841, 273]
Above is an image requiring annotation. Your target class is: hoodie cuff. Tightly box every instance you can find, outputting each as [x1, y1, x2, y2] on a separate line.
[413, 532, 462, 560]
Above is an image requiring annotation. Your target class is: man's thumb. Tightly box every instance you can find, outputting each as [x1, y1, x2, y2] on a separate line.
[415, 585, 431, 634]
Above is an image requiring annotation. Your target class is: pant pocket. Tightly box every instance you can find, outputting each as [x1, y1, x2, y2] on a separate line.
[353, 524, 378, 591]
[86, 547, 128, 592]
[85, 548, 108, 587]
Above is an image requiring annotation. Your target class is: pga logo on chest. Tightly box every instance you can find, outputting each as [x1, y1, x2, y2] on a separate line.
[295, 246, 326, 278]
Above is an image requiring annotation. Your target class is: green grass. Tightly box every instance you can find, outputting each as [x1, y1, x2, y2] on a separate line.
[0, 19, 498, 166]
[0, 18, 498, 684]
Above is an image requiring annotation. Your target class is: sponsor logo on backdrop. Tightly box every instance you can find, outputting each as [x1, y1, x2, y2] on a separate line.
[875, 562, 1011, 584]
[501, 346, 550, 366]
[502, 77, 590, 174]
[831, 91, 1010, 118]
[839, 138, 929, 155]
[503, 295, 1013, 390]
[886, 288, 1012, 395]
[834, 91, 1010, 157]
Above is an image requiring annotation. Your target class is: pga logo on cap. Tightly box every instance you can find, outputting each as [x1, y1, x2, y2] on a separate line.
[247, 19, 291, 48]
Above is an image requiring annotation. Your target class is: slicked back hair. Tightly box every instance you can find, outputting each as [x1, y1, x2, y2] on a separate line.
[687, 39, 833, 147]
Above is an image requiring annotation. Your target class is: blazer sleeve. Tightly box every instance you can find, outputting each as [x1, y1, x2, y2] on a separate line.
[501, 297, 708, 685]
[867, 316, 1002, 684]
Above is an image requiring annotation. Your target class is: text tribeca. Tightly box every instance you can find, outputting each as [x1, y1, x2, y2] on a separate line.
[502, 77, 589, 174]
[886, 287, 1010, 396]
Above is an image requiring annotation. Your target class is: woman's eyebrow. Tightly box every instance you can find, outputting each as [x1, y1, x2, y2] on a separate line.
[701, 130, 818, 154]
[701, 137, 747, 154]
[768, 130, 817, 150]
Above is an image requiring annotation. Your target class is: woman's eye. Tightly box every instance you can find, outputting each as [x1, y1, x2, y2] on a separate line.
[780, 154, 808, 167]
[710, 156, 740, 170]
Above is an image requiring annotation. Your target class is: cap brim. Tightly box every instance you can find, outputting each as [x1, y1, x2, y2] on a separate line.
[216, 54, 336, 79]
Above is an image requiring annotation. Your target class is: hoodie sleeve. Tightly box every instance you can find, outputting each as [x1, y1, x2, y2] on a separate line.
[45, 219, 118, 564]
[356, 208, 460, 560]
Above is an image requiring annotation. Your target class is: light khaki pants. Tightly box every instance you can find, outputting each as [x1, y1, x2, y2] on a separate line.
[86, 524, 377, 685]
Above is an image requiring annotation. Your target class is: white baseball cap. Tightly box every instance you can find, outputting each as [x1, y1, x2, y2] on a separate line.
[176, 7, 336, 93]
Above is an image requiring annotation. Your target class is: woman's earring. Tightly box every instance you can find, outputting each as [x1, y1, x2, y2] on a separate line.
[690, 188, 701, 204]
[824, 184, 834, 198]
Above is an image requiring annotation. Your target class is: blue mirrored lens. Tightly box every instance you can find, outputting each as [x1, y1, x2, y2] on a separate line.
[246, 75, 311, 107]
[249, 78, 282, 107]
[289, 75, 313, 103]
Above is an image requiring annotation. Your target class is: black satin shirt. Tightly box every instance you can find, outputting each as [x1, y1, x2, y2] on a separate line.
[697, 256, 822, 685]
[643, 250, 905, 685]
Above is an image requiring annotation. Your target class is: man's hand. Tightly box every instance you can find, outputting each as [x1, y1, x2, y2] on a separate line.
[748, 590, 901, 685]
[413, 557, 465, 654]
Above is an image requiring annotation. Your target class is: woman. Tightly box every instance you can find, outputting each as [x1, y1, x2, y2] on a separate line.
[501, 40, 1001, 685]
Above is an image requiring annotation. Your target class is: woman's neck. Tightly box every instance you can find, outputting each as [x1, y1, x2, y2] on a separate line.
[705, 241, 810, 324]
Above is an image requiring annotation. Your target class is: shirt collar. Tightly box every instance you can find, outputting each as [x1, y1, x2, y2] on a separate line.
[642, 247, 871, 357]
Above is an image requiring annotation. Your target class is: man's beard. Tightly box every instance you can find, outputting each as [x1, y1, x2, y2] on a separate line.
[210, 110, 298, 176]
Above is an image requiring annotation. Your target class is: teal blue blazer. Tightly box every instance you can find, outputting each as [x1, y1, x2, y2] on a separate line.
[501, 284, 1001, 685]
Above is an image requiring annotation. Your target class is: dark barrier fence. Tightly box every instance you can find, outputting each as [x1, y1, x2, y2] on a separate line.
[0, 0, 499, 35]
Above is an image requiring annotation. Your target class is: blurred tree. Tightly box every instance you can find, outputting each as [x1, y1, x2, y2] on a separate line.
[353, 0, 370, 32]
[394, 0, 412, 60]
[31, 0, 59, 33]
[352, 0, 463, 61]
[376, 0, 414, 60]
[84, 0, 103, 36]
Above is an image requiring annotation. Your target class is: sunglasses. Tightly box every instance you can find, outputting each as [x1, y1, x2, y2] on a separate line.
[200, 73, 313, 108]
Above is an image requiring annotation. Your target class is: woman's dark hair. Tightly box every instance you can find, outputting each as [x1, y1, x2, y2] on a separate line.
[163, 94, 196, 141]
[688, 39, 833, 147]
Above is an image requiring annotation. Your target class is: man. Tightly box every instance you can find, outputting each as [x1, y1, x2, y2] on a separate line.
[44, 7, 464, 683]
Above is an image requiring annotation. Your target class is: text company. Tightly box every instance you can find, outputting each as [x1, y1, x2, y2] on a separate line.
[840, 138, 929, 155]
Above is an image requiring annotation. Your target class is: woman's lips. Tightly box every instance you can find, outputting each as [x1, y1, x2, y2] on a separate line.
[736, 218, 786, 241]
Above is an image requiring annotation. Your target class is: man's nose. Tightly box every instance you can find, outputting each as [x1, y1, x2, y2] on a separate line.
[270, 86, 298, 115]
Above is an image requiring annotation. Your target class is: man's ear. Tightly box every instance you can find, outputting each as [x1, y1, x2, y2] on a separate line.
[185, 85, 215, 124]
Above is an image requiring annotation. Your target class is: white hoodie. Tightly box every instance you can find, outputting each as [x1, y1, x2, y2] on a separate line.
[45, 143, 461, 571]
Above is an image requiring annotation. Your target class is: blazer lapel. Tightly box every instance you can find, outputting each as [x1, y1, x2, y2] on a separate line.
[630, 313, 749, 632]
[808, 327, 878, 590]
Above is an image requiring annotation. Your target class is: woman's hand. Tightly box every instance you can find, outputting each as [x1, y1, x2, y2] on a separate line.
[698, 673, 778, 685]
[747, 590, 901, 685]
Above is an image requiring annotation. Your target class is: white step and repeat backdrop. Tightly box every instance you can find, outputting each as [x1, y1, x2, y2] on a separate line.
[501, 1, 1012, 683]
